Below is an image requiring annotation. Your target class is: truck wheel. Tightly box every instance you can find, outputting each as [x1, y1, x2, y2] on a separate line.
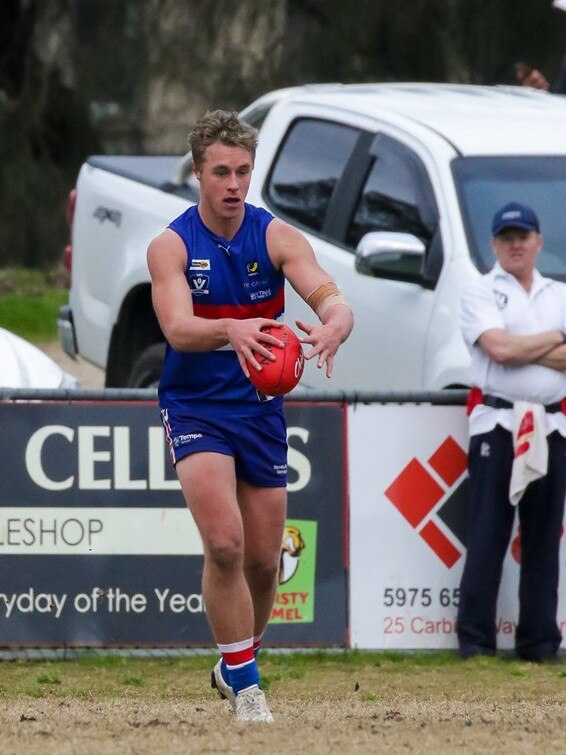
[128, 343, 166, 388]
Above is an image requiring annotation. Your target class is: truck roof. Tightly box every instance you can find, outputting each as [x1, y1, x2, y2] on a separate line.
[252, 83, 566, 156]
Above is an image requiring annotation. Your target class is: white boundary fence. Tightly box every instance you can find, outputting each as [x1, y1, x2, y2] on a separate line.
[1, 389, 564, 651]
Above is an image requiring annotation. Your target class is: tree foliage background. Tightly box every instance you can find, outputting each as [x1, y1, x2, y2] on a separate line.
[1, 0, 565, 269]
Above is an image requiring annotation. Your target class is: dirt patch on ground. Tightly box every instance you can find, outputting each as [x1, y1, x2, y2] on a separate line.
[2, 658, 566, 754]
[3, 694, 566, 754]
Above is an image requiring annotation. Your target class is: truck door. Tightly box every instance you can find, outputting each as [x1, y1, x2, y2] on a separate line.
[262, 117, 442, 392]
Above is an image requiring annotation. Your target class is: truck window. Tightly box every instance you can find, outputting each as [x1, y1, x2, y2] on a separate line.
[265, 118, 360, 232]
[241, 104, 273, 130]
[453, 155, 566, 280]
[345, 134, 434, 250]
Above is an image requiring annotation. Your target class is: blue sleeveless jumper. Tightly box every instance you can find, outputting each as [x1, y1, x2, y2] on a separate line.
[158, 204, 285, 416]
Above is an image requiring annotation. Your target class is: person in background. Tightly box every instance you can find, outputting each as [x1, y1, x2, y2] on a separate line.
[457, 202, 566, 663]
[515, 1, 566, 94]
[147, 110, 353, 722]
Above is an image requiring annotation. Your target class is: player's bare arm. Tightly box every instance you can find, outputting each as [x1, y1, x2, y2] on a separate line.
[267, 219, 353, 376]
[147, 229, 283, 376]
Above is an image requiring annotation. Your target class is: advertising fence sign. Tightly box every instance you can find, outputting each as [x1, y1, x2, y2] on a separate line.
[348, 403, 566, 650]
[0, 402, 347, 647]
[4, 392, 562, 652]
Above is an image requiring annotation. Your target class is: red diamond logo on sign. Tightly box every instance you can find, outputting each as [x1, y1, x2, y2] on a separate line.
[385, 459, 444, 528]
[384, 436, 468, 568]
[428, 436, 468, 487]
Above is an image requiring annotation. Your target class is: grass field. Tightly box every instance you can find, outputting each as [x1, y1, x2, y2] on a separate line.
[0, 267, 67, 343]
[1, 650, 565, 753]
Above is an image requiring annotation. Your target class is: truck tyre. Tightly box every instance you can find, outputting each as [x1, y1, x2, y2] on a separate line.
[127, 342, 166, 388]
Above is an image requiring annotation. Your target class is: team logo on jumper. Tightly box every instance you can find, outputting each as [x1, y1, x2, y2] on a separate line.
[384, 436, 469, 568]
[250, 289, 272, 301]
[190, 259, 210, 271]
[493, 289, 508, 310]
[189, 274, 209, 295]
[246, 261, 259, 276]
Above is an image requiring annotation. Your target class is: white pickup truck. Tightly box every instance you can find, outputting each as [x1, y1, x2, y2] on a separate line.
[59, 83, 566, 391]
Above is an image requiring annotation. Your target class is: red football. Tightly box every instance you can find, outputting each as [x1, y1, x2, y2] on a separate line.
[248, 324, 304, 396]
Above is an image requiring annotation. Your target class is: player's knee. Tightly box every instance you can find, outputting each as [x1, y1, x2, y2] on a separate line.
[246, 558, 279, 589]
[206, 536, 244, 572]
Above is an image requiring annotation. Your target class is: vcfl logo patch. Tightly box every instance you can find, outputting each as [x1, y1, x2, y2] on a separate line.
[384, 436, 469, 568]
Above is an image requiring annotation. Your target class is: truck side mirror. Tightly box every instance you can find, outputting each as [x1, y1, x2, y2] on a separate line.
[354, 231, 426, 285]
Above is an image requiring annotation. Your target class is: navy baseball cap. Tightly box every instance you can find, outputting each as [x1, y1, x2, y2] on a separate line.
[491, 202, 540, 236]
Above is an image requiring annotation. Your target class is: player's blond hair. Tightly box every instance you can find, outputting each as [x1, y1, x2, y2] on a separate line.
[189, 110, 258, 168]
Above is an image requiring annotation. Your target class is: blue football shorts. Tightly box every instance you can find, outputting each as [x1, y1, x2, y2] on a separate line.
[160, 407, 288, 488]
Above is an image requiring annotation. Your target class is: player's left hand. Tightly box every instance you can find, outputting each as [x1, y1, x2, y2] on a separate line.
[295, 319, 342, 378]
